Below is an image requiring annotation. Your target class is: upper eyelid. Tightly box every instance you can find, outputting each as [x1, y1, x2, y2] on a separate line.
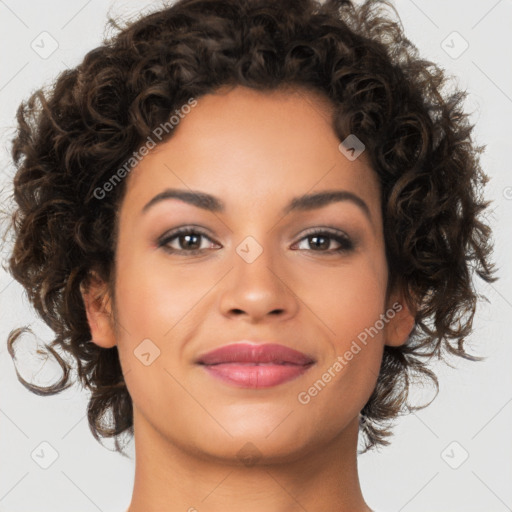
[159, 226, 217, 243]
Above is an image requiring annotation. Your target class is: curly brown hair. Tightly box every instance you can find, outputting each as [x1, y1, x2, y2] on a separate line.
[3, 0, 496, 455]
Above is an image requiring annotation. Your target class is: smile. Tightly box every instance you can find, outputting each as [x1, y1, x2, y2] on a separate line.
[196, 342, 316, 389]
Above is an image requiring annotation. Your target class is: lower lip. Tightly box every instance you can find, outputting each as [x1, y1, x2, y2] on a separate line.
[201, 363, 313, 388]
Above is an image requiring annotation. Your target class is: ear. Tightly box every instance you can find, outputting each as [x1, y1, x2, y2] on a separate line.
[80, 271, 117, 349]
[383, 288, 416, 347]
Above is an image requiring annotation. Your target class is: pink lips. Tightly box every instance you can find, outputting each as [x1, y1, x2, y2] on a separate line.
[196, 342, 315, 389]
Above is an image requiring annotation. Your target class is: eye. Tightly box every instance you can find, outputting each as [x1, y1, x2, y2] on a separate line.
[157, 227, 220, 255]
[157, 226, 355, 256]
[292, 228, 354, 254]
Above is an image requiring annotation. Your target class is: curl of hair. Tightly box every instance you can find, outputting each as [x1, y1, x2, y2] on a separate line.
[4, 0, 496, 454]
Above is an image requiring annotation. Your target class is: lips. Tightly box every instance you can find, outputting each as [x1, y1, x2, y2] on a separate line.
[196, 342, 315, 365]
[196, 342, 315, 388]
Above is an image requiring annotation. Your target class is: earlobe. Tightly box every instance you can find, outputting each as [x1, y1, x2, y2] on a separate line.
[80, 272, 117, 349]
[384, 292, 416, 347]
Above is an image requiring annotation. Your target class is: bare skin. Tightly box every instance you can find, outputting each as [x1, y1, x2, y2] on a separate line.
[82, 84, 414, 512]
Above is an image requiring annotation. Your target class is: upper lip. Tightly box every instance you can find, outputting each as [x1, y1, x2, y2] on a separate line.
[196, 342, 316, 365]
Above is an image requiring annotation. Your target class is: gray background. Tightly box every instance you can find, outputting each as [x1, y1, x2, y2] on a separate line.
[0, 1, 511, 511]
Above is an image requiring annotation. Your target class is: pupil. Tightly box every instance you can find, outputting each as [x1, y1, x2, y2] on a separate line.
[183, 234, 200, 249]
[311, 235, 328, 250]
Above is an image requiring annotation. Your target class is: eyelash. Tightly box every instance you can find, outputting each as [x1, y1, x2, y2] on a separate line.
[157, 226, 355, 256]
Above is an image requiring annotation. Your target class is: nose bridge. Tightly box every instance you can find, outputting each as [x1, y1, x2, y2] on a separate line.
[219, 232, 297, 320]
[235, 233, 278, 289]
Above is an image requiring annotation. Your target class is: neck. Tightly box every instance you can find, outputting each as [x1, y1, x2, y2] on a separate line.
[126, 409, 372, 512]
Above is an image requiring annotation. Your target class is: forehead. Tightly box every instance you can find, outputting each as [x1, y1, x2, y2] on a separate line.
[121, 85, 381, 226]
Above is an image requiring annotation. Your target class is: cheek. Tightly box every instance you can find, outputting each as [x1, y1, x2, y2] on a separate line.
[295, 266, 387, 431]
[111, 250, 224, 399]
[111, 258, 198, 416]
[300, 255, 388, 347]
[114, 250, 212, 337]
[296, 252, 388, 403]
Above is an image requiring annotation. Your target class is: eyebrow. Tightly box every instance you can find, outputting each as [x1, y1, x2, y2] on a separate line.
[141, 187, 372, 221]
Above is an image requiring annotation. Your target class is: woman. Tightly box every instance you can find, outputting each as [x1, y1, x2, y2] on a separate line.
[5, 0, 496, 510]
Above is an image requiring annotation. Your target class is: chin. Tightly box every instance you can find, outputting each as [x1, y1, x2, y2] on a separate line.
[179, 415, 323, 466]
[196, 437, 314, 467]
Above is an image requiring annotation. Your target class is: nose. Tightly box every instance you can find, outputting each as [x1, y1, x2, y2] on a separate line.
[218, 241, 299, 323]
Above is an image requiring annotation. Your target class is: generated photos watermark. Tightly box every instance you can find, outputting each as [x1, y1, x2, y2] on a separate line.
[93, 97, 198, 200]
[297, 301, 403, 405]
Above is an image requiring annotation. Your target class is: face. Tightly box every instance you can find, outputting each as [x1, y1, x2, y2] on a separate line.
[84, 85, 413, 464]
